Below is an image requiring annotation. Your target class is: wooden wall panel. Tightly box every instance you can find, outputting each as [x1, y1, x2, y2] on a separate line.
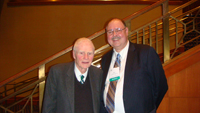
[169, 98, 200, 113]
[168, 62, 200, 97]
[157, 97, 169, 113]
[158, 57, 200, 113]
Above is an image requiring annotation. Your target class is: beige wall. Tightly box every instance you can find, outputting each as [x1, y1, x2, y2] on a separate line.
[0, 0, 179, 82]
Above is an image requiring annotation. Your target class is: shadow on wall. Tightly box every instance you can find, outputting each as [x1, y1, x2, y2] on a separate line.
[0, 0, 4, 16]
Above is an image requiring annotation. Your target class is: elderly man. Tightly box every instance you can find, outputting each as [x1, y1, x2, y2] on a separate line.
[100, 18, 168, 113]
[42, 37, 103, 113]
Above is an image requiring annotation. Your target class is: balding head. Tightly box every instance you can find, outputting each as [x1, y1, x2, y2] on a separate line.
[73, 37, 95, 53]
[105, 18, 126, 31]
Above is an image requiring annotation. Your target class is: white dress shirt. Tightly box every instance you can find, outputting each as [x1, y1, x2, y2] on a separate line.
[74, 63, 88, 83]
[104, 41, 129, 113]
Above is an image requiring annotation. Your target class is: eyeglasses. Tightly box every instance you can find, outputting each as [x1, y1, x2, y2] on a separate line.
[106, 27, 126, 35]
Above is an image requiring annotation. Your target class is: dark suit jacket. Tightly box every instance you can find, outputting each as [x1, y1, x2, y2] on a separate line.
[42, 61, 103, 113]
[100, 42, 168, 113]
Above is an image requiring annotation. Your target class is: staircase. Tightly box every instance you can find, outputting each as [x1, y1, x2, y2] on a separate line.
[0, 0, 200, 112]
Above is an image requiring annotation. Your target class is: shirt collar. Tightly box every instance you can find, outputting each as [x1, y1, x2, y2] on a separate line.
[74, 63, 88, 81]
[113, 41, 129, 60]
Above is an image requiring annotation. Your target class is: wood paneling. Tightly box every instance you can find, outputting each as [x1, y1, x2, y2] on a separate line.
[168, 64, 200, 97]
[163, 45, 200, 78]
[157, 97, 169, 113]
[158, 45, 200, 113]
[169, 98, 200, 113]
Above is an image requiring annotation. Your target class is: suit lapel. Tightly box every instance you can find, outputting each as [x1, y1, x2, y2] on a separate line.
[123, 42, 136, 111]
[125, 42, 136, 77]
[103, 50, 113, 82]
[65, 62, 75, 113]
[88, 67, 96, 113]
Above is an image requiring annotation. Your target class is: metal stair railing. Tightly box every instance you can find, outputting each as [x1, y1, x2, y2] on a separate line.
[0, 0, 199, 112]
[126, 1, 200, 61]
[0, 77, 45, 113]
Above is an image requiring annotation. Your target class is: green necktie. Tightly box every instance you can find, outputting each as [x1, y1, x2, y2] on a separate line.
[80, 75, 84, 84]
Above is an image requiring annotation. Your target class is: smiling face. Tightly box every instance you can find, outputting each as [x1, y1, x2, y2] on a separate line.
[106, 19, 129, 52]
[73, 38, 95, 74]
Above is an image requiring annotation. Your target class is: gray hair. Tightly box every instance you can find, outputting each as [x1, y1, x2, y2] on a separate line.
[73, 37, 95, 52]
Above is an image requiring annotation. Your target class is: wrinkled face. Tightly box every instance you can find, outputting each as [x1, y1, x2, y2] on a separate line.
[73, 41, 94, 73]
[106, 19, 129, 52]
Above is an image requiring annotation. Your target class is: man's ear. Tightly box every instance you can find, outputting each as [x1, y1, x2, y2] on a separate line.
[72, 51, 76, 59]
[125, 27, 129, 35]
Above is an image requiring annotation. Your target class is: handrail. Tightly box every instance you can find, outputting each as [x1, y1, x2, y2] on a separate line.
[163, 44, 200, 78]
[169, 0, 198, 15]
[0, 0, 168, 88]
[0, 77, 38, 96]
[123, 0, 167, 21]
[0, 46, 72, 88]
[0, 77, 46, 103]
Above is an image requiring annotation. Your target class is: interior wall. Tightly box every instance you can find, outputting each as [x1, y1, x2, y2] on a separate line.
[0, 0, 179, 82]
[157, 59, 200, 113]
[0, 0, 4, 16]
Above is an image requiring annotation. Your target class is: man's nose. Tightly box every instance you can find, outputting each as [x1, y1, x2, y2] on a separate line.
[84, 54, 88, 59]
[113, 30, 117, 36]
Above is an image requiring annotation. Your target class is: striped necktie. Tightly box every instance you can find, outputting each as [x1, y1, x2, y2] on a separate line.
[106, 53, 121, 113]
